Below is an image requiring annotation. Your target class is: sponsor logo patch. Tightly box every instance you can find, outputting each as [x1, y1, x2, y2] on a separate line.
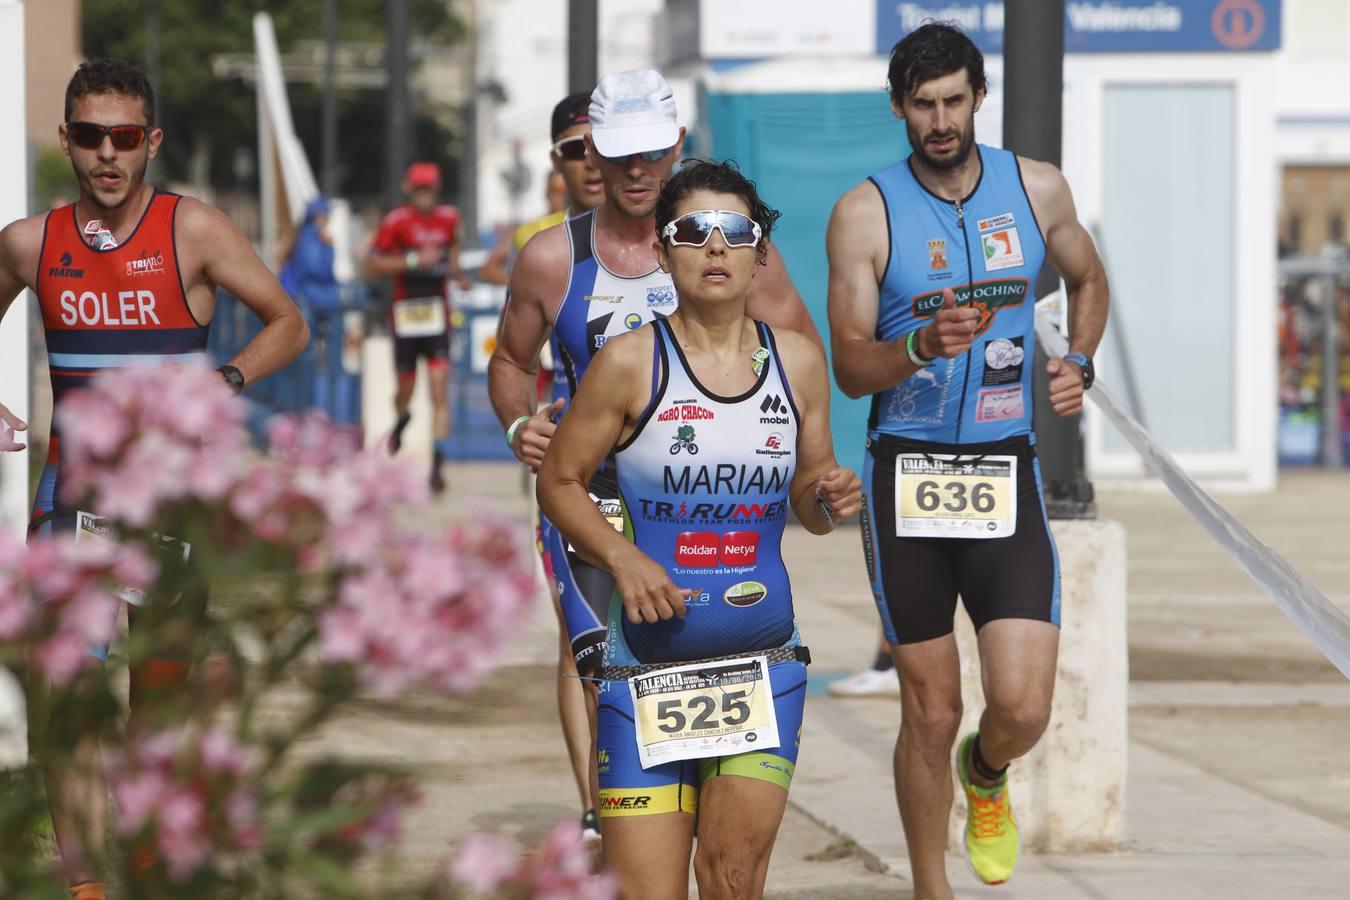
[720, 531, 758, 566]
[624, 312, 643, 329]
[48, 251, 85, 279]
[125, 250, 165, 277]
[675, 531, 719, 567]
[756, 431, 791, 459]
[927, 239, 947, 270]
[982, 336, 1025, 386]
[976, 385, 1025, 422]
[911, 278, 1028, 336]
[724, 580, 767, 608]
[981, 227, 1025, 272]
[977, 212, 1015, 232]
[759, 394, 790, 425]
[657, 403, 715, 422]
[647, 285, 676, 307]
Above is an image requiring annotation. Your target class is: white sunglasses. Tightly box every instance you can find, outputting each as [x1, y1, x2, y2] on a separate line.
[661, 210, 763, 248]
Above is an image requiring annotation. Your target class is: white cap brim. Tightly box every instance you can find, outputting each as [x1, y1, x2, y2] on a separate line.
[591, 122, 680, 159]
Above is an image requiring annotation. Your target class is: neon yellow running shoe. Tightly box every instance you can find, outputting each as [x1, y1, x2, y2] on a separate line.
[956, 732, 1019, 885]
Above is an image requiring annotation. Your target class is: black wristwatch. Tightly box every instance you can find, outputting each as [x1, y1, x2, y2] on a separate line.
[217, 365, 246, 396]
[1063, 352, 1094, 391]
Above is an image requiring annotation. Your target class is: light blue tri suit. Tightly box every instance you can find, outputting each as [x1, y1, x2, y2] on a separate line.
[859, 145, 1061, 645]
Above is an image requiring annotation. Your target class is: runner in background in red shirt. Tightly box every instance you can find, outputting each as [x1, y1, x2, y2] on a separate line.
[364, 162, 469, 493]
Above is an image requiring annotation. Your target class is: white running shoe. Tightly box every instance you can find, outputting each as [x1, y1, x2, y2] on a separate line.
[827, 667, 901, 697]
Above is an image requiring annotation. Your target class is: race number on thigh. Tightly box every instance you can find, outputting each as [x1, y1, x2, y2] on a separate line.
[76, 511, 191, 606]
[628, 655, 779, 769]
[392, 296, 446, 338]
[895, 454, 1017, 539]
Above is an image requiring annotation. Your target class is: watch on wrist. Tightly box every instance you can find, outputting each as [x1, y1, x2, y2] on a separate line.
[217, 365, 245, 395]
[1063, 352, 1094, 391]
[404, 250, 419, 271]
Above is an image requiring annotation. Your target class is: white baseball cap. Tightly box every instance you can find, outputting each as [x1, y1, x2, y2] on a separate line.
[588, 70, 679, 159]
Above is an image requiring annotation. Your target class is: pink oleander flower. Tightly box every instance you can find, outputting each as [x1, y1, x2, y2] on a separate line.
[526, 821, 617, 900]
[448, 832, 520, 894]
[316, 515, 536, 697]
[108, 728, 264, 883]
[56, 360, 248, 527]
[14, 534, 157, 685]
[0, 531, 33, 640]
[446, 822, 616, 900]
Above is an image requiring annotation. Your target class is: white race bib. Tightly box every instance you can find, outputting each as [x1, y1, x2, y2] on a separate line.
[75, 511, 190, 606]
[895, 454, 1017, 539]
[628, 654, 779, 769]
[392, 296, 446, 338]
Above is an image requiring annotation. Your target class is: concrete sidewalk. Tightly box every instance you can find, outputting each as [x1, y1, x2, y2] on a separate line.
[402, 463, 1350, 898]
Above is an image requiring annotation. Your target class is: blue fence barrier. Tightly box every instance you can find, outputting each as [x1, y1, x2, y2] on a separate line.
[209, 283, 514, 461]
[207, 287, 368, 441]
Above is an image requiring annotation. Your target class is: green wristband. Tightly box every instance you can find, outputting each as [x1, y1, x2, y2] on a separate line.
[505, 415, 530, 448]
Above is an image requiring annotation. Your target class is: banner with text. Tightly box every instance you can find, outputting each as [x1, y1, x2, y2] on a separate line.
[877, 1, 1281, 54]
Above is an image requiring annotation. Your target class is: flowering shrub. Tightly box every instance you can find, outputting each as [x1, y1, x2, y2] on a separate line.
[445, 823, 617, 900]
[0, 360, 611, 899]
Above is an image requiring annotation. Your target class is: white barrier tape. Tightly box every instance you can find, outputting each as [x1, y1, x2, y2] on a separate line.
[1034, 305, 1350, 679]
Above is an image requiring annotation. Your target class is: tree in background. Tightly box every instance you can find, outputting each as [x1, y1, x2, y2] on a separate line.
[81, 0, 466, 215]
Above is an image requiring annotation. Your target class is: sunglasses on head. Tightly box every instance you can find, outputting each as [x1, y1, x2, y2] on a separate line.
[600, 145, 675, 165]
[661, 210, 762, 249]
[66, 122, 151, 152]
[551, 135, 589, 162]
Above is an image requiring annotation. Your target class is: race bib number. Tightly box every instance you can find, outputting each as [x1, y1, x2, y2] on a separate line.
[75, 511, 191, 606]
[566, 494, 624, 553]
[629, 655, 779, 769]
[392, 296, 446, 338]
[895, 454, 1017, 539]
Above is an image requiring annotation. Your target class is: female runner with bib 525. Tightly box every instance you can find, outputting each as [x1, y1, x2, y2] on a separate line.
[537, 160, 861, 900]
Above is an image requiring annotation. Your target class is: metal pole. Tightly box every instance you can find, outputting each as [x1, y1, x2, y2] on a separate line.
[1002, 0, 1094, 519]
[321, 0, 338, 197]
[383, 0, 410, 209]
[1320, 275, 1342, 465]
[568, 0, 599, 94]
[146, 0, 161, 127]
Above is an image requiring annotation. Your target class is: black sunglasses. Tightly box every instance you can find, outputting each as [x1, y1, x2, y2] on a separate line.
[66, 122, 152, 152]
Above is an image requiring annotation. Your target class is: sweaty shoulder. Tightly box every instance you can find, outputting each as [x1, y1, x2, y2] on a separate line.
[1015, 156, 1073, 227]
[173, 195, 237, 242]
[769, 326, 826, 390]
[0, 212, 49, 291]
[832, 178, 887, 226]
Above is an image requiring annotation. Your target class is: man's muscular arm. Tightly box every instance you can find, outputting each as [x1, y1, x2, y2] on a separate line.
[744, 242, 824, 351]
[178, 199, 309, 384]
[487, 226, 568, 468]
[826, 182, 977, 398]
[1021, 158, 1110, 416]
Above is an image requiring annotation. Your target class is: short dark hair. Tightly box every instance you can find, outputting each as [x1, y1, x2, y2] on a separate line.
[655, 160, 780, 265]
[65, 59, 156, 126]
[886, 22, 987, 107]
[551, 91, 591, 141]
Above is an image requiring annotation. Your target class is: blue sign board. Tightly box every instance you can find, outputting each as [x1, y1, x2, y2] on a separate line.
[876, 1, 1281, 54]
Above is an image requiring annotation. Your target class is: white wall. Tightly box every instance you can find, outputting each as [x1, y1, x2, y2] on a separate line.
[1, 0, 29, 534]
[0, 0, 29, 768]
